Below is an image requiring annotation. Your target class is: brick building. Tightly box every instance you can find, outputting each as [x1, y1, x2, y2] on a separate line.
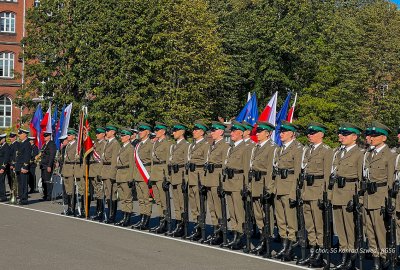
[0, 0, 38, 128]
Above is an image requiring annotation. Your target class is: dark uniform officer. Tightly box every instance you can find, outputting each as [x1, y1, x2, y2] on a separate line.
[149, 122, 172, 233]
[186, 120, 209, 240]
[40, 131, 56, 200]
[299, 123, 333, 267]
[168, 123, 189, 237]
[15, 128, 31, 205]
[101, 124, 121, 223]
[221, 121, 251, 250]
[28, 135, 39, 194]
[89, 127, 107, 221]
[204, 121, 230, 244]
[248, 121, 276, 255]
[364, 121, 395, 269]
[115, 128, 135, 227]
[273, 121, 303, 261]
[6, 132, 19, 190]
[0, 133, 10, 201]
[330, 123, 364, 270]
[132, 122, 153, 230]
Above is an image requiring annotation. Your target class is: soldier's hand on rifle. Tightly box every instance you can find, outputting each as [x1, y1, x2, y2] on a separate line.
[289, 198, 297, 208]
[241, 186, 249, 200]
[128, 181, 134, 188]
[162, 180, 171, 191]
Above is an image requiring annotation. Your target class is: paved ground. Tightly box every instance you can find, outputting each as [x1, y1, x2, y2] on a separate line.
[0, 197, 308, 270]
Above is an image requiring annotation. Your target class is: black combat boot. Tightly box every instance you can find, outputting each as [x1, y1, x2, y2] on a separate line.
[72, 194, 77, 216]
[221, 231, 238, 248]
[78, 195, 86, 218]
[139, 215, 150, 230]
[250, 236, 266, 255]
[372, 257, 380, 270]
[231, 233, 245, 250]
[63, 195, 73, 216]
[309, 247, 324, 268]
[211, 230, 223, 245]
[105, 200, 117, 224]
[342, 253, 356, 270]
[273, 238, 288, 259]
[282, 240, 295, 261]
[115, 212, 127, 226]
[188, 217, 201, 241]
[297, 245, 316, 266]
[150, 213, 167, 233]
[332, 252, 348, 269]
[122, 212, 132, 227]
[131, 214, 143, 229]
[171, 220, 184, 237]
[91, 199, 104, 221]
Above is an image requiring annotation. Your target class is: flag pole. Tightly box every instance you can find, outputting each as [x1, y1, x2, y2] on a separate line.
[84, 106, 89, 219]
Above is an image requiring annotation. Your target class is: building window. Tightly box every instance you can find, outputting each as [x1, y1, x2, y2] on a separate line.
[0, 96, 12, 128]
[0, 12, 16, 33]
[0, 52, 14, 78]
[34, 0, 40, 7]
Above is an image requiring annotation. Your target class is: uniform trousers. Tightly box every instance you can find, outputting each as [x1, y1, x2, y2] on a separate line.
[135, 181, 152, 216]
[333, 205, 355, 250]
[253, 197, 274, 236]
[90, 176, 103, 199]
[116, 182, 133, 212]
[0, 172, 6, 199]
[189, 184, 200, 221]
[151, 180, 166, 217]
[365, 208, 387, 258]
[304, 200, 324, 247]
[172, 184, 184, 220]
[207, 186, 221, 226]
[275, 194, 297, 241]
[226, 191, 244, 233]
[17, 172, 29, 201]
[103, 178, 117, 200]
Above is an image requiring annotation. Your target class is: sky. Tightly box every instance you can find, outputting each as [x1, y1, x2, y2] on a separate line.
[392, 0, 400, 6]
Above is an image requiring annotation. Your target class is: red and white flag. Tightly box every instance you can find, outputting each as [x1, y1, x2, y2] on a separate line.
[39, 104, 52, 149]
[250, 91, 278, 142]
[60, 103, 72, 139]
[286, 92, 297, 123]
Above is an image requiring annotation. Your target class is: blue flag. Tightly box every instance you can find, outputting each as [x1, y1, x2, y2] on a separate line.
[55, 104, 65, 150]
[52, 105, 58, 136]
[274, 93, 292, 146]
[29, 104, 43, 147]
[236, 93, 258, 126]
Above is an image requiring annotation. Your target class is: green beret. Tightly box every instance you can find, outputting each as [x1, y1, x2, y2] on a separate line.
[230, 120, 246, 132]
[194, 120, 209, 132]
[339, 123, 362, 135]
[280, 120, 298, 132]
[368, 121, 391, 136]
[241, 120, 253, 131]
[211, 121, 226, 130]
[95, 127, 106, 134]
[154, 121, 168, 130]
[105, 124, 118, 132]
[256, 121, 275, 131]
[67, 128, 78, 135]
[307, 122, 327, 134]
[138, 122, 152, 131]
[119, 128, 133, 136]
[172, 123, 188, 131]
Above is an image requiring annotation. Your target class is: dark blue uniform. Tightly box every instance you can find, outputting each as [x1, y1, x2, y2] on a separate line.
[6, 141, 19, 190]
[0, 142, 10, 201]
[40, 140, 56, 200]
[29, 144, 39, 193]
[15, 139, 31, 204]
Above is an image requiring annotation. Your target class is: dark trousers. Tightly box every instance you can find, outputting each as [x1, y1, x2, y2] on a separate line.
[6, 167, 12, 190]
[0, 173, 6, 199]
[29, 166, 36, 191]
[41, 168, 53, 199]
[17, 172, 29, 201]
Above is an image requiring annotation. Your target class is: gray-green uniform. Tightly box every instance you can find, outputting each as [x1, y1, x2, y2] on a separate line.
[89, 128, 107, 200]
[168, 123, 189, 236]
[101, 125, 120, 201]
[330, 123, 364, 269]
[204, 122, 230, 227]
[274, 121, 303, 259]
[62, 130, 78, 196]
[149, 122, 172, 232]
[115, 128, 135, 226]
[186, 121, 209, 239]
[133, 123, 153, 222]
[363, 121, 395, 267]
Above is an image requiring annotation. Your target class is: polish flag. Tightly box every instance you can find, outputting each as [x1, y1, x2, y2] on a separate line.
[251, 91, 278, 142]
[39, 104, 52, 149]
[286, 93, 297, 123]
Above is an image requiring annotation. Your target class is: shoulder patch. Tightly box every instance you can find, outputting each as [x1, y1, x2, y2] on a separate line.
[322, 144, 331, 150]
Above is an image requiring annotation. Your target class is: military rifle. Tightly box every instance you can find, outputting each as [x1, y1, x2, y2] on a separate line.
[387, 179, 399, 270]
[354, 184, 364, 270]
[242, 174, 252, 253]
[162, 169, 172, 235]
[218, 173, 228, 246]
[295, 169, 307, 264]
[197, 172, 207, 243]
[182, 170, 189, 239]
[319, 183, 332, 270]
[261, 176, 272, 258]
